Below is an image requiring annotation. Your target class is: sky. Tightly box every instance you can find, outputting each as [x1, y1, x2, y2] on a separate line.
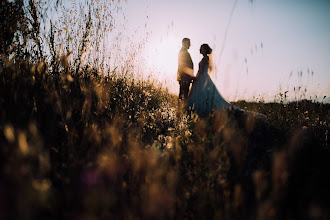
[118, 0, 330, 102]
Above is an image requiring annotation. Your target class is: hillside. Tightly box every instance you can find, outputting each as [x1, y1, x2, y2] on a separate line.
[0, 60, 329, 219]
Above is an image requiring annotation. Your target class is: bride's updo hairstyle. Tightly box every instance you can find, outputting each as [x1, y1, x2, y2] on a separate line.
[201, 44, 213, 72]
[201, 44, 212, 55]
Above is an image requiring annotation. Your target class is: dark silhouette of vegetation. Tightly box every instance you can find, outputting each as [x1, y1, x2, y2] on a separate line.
[0, 0, 329, 219]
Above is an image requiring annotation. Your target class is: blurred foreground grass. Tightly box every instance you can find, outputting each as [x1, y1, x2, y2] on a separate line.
[0, 58, 329, 219]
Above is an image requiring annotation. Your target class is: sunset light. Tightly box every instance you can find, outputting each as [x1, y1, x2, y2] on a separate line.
[145, 33, 181, 81]
[125, 0, 330, 102]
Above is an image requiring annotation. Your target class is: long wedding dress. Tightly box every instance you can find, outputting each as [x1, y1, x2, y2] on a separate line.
[187, 57, 239, 116]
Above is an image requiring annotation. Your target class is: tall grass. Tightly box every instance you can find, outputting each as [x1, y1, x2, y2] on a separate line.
[0, 0, 329, 219]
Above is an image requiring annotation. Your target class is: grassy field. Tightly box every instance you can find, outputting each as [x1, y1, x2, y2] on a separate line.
[0, 58, 329, 219]
[1, 1, 329, 219]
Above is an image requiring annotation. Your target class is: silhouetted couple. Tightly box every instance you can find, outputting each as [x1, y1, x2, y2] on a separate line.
[177, 38, 233, 116]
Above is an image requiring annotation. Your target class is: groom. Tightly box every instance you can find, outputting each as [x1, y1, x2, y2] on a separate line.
[177, 38, 194, 101]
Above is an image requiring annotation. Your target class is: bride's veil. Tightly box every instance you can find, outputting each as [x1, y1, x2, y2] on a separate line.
[207, 51, 220, 82]
[207, 52, 214, 76]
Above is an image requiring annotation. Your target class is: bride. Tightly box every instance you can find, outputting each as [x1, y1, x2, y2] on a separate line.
[187, 44, 239, 116]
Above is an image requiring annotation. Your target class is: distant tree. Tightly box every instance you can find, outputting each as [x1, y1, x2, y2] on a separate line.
[0, 0, 25, 55]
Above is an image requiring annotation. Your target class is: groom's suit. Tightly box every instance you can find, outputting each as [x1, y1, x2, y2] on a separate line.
[177, 46, 194, 100]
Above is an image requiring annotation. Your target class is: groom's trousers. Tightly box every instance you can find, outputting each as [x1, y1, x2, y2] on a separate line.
[179, 80, 191, 101]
